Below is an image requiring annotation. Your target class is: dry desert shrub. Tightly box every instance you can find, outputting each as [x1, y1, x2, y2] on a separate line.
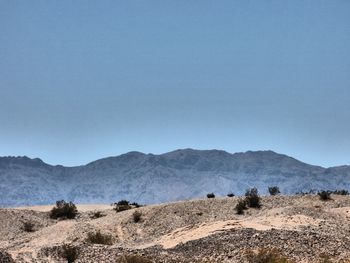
[86, 230, 113, 245]
[22, 221, 35, 232]
[332, 189, 349, 195]
[207, 193, 215, 198]
[130, 202, 143, 207]
[61, 244, 79, 263]
[113, 200, 132, 212]
[50, 200, 78, 219]
[132, 210, 142, 223]
[245, 248, 294, 263]
[245, 187, 261, 208]
[90, 211, 105, 219]
[116, 255, 152, 263]
[235, 199, 248, 215]
[268, 186, 280, 196]
[0, 250, 15, 263]
[318, 191, 332, 201]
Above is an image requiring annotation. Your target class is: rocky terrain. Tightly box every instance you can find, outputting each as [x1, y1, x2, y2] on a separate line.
[1, 149, 350, 207]
[1, 194, 350, 262]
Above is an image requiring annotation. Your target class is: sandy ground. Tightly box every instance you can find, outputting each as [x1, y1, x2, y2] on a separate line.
[1, 195, 350, 262]
[13, 204, 112, 212]
[156, 214, 322, 249]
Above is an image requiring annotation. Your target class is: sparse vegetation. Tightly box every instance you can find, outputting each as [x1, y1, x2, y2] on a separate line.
[268, 186, 280, 196]
[296, 189, 349, 197]
[86, 230, 113, 245]
[235, 199, 247, 215]
[61, 244, 79, 263]
[245, 248, 294, 263]
[245, 187, 261, 208]
[22, 221, 35, 232]
[90, 211, 105, 219]
[50, 200, 78, 219]
[116, 200, 130, 205]
[130, 202, 142, 208]
[318, 191, 332, 201]
[3, 193, 350, 262]
[113, 200, 132, 212]
[133, 211, 142, 223]
[332, 189, 349, 195]
[227, 193, 235, 197]
[318, 254, 332, 263]
[207, 193, 215, 198]
[116, 255, 152, 263]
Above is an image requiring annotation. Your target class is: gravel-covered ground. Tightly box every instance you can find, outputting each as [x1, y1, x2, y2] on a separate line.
[1, 195, 350, 262]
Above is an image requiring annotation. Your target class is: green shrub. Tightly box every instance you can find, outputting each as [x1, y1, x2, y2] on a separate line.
[318, 191, 332, 201]
[61, 244, 79, 263]
[86, 230, 113, 245]
[207, 193, 215, 198]
[268, 186, 280, 196]
[245, 248, 293, 263]
[245, 188, 261, 208]
[235, 199, 247, 215]
[50, 200, 78, 219]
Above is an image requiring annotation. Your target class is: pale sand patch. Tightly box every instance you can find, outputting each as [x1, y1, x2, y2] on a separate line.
[329, 206, 350, 218]
[14, 204, 112, 212]
[157, 214, 321, 249]
[9, 220, 76, 260]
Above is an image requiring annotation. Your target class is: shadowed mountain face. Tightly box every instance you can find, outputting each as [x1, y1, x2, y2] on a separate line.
[0, 149, 349, 207]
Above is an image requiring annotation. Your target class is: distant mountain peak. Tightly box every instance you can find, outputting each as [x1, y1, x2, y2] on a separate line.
[1, 149, 349, 207]
[0, 155, 46, 166]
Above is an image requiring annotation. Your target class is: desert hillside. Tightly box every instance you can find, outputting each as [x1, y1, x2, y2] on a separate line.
[1, 194, 350, 262]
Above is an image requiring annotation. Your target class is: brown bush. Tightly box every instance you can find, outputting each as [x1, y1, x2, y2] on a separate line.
[207, 193, 215, 198]
[61, 244, 79, 263]
[50, 200, 78, 219]
[86, 230, 113, 245]
[245, 188, 261, 208]
[318, 191, 332, 201]
[0, 250, 14, 263]
[245, 248, 294, 263]
[235, 199, 247, 215]
[90, 211, 105, 219]
[133, 211, 142, 223]
[116, 255, 152, 263]
[113, 200, 132, 212]
[22, 221, 35, 232]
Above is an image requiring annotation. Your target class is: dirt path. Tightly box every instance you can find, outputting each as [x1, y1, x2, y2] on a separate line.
[116, 224, 125, 242]
[157, 214, 321, 249]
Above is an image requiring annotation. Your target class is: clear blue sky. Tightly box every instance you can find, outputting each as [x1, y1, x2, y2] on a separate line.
[0, 1, 349, 167]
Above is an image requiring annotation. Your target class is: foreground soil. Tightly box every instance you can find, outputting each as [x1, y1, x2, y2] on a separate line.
[1, 195, 350, 262]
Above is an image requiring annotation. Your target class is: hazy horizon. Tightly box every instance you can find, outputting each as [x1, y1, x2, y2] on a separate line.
[1, 1, 350, 167]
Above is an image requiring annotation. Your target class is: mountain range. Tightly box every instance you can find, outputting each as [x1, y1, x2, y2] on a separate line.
[1, 149, 349, 207]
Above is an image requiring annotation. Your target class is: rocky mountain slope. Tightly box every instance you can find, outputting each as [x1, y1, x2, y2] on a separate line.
[1, 149, 350, 207]
[1, 195, 350, 262]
